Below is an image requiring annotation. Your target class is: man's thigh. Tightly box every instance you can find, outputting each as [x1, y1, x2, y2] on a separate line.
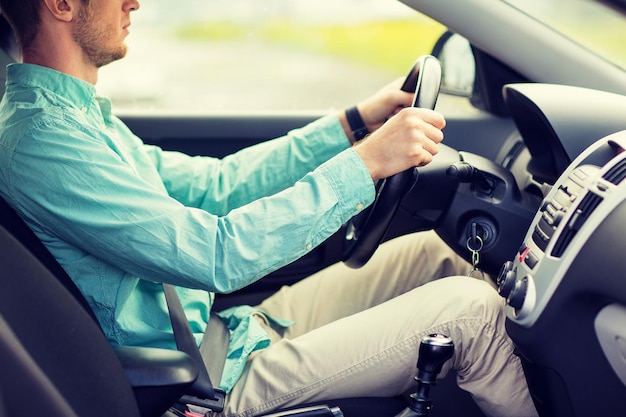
[256, 230, 472, 338]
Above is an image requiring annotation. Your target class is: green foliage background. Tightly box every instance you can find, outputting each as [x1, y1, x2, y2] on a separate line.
[176, 15, 626, 72]
[176, 18, 447, 74]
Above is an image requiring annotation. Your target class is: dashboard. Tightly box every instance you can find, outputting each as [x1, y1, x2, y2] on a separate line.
[400, 82, 626, 277]
[493, 84, 626, 416]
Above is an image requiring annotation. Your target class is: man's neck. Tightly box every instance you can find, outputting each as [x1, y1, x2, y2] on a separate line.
[23, 53, 99, 86]
[23, 30, 99, 85]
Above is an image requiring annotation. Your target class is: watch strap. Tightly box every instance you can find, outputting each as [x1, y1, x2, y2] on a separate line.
[345, 106, 370, 140]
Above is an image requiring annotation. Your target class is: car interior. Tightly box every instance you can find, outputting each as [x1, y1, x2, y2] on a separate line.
[2, 0, 626, 416]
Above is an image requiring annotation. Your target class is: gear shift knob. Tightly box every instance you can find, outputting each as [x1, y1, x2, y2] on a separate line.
[416, 334, 455, 385]
[394, 334, 455, 417]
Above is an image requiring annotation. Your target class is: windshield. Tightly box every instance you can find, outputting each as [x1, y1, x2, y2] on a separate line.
[504, 0, 626, 71]
[97, 0, 445, 113]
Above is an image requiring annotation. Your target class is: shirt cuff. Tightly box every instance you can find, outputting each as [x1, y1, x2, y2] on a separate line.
[317, 147, 376, 219]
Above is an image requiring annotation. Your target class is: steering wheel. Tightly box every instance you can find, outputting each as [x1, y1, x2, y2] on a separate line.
[342, 55, 442, 268]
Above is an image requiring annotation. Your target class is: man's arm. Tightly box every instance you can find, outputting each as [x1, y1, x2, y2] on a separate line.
[141, 115, 351, 216]
[8, 121, 374, 293]
[144, 78, 418, 214]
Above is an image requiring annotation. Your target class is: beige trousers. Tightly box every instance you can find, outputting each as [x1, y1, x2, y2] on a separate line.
[219, 231, 537, 417]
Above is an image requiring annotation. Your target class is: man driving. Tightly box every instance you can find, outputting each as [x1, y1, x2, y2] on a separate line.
[0, 1, 537, 416]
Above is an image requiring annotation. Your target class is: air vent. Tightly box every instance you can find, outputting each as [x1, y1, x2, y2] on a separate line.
[603, 158, 626, 185]
[551, 192, 603, 257]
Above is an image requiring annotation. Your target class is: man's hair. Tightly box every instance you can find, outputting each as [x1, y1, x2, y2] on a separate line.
[0, 0, 90, 51]
[0, 0, 42, 51]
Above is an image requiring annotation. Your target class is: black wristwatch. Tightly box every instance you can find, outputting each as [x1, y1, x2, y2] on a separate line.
[345, 106, 370, 141]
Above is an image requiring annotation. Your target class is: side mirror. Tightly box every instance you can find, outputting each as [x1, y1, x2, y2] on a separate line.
[432, 31, 475, 97]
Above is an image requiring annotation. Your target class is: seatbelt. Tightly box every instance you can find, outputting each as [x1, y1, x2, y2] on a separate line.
[199, 313, 229, 387]
[162, 283, 227, 412]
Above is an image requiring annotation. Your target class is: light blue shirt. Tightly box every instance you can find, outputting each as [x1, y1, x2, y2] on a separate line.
[0, 63, 375, 391]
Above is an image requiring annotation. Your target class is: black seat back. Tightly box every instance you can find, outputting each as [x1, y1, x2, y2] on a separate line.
[0, 312, 81, 417]
[0, 13, 19, 98]
[0, 197, 99, 323]
[0, 226, 142, 417]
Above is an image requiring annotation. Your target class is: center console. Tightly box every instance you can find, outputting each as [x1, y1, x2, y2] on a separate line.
[498, 130, 626, 416]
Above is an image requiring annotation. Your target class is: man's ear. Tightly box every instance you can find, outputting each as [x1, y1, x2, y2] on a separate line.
[41, 0, 78, 23]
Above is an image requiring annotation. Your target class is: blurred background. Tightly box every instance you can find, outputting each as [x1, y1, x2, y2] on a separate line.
[97, 0, 445, 112]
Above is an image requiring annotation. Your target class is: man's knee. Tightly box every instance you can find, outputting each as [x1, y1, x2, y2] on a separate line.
[459, 276, 504, 307]
[420, 276, 505, 324]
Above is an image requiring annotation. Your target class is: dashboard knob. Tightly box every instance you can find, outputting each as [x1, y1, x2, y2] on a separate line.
[498, 270, 517, 299]
[496, 261, 514, 288]
[508, 277, 529, 310]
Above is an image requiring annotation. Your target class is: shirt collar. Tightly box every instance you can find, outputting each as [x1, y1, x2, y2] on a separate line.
[6, 63, 98, 113]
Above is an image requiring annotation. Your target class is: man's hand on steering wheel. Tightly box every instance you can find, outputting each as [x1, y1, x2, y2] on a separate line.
[342, 55, 444, 268]
[353, 107, 445, 181]
[354, 77, 415, 134]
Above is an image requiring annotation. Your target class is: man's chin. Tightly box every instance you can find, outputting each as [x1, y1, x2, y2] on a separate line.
[95, 47, 128, 68]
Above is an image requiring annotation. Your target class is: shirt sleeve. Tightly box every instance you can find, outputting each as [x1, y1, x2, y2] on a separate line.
[8, 116, 375, 294]
[143, 115, 352, 215]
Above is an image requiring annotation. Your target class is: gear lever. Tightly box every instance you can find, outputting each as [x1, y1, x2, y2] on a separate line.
[395, 334, 455, 417]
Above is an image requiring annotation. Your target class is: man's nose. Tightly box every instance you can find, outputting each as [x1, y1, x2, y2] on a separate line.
[128, 0, 141, 12]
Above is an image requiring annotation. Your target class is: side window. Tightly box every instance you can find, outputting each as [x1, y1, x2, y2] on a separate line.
[97, 0, 449, 113]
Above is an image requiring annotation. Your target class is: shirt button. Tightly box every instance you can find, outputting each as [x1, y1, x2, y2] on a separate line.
[81, 106, 87, 112]
[356, 203, 364, 211]
[306, 243, 313, 250]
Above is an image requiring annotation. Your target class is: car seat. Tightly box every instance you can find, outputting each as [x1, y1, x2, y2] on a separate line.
[0, 198, 411, 417]
[0, 11, 18, 98]
[0, 224, 197, 417]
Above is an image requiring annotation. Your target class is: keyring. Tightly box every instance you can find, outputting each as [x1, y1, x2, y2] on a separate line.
[466, 235, 484, 252]
[466, 236, 485, 280]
